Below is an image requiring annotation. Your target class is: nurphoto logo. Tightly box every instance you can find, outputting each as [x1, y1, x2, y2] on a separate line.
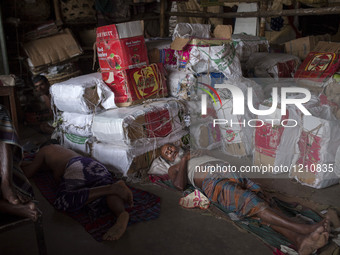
[200, 83, 312, 128]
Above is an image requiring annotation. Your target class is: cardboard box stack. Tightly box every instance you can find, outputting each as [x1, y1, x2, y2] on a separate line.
[289, 102, 340, 188]
[51, 73, 117, 155]
[295, 41, 340, 89]
[96, 21, 168, 107]
[253, 102, 301, 172]
[23, 28, 83, 83]
[55, 21, 186, 177]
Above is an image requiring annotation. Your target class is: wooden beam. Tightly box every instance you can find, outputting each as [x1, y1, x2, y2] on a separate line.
[167, 6, 340, 18]
[160, 0, 166, 37]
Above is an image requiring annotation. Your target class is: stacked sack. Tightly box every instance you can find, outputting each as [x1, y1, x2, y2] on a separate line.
[93, 21, 188, 177]
[289, 96, 340, 189]
[51, 73, 116, 154]
[149, 23, 268, 156]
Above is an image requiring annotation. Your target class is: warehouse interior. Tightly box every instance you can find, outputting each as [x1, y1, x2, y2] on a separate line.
[1, 0, 340, 254]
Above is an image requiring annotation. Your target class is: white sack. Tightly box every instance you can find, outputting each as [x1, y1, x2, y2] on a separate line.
[51, 72, 116, 114]
[92, 99, 186, 146]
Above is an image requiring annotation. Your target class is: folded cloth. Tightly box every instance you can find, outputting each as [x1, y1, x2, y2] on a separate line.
[179, 189, 210, 210]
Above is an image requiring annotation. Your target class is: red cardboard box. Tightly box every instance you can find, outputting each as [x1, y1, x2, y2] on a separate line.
[102, 63, 168, 107]
[294, 41, 340, 84]
[96, 21, 149, 72]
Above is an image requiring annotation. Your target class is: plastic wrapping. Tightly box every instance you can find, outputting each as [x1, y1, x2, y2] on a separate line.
[51, 73, 116, 114]
[172, 23, 211, 41]
[92, 99, 186, 146]
[91, 130, 188, 176]
[190, 122, 222, 150]
[57, 132, 92, 156]
[290, 104, 340, 188]
[59, 112, 93, 137]
[232, 34, 269, 63]
[187, 44, 242, 79]
[102, 63, 168, 107]
[166, 68, 196, 98]
[246, 53, 301, 80]
[213, 77, 264, 157]
[254, 104, 301, 173]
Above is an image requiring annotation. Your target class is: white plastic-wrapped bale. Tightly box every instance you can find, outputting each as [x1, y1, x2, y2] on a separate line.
[50, 72, 116, 114]
[254, 103, 301, 173]
[91, 130, 188, 177]
[232, 34, 269, 74]
[59, 112, 94, 137]
[213, 77, 264, 157]
[232, 34, 269, 63]
[172, 23, 211, 40]
[92, 99, 186, 146]
[166, 68, 196, 99]
[290, 104, 340, 188]
[246, 53, 300, 80]
[56, 132, 92, 156]
[190, 122, 222, 150]
[187, 44, 242, 79]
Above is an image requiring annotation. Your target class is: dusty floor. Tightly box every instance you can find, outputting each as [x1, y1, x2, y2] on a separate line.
[1, 126, 340, 255]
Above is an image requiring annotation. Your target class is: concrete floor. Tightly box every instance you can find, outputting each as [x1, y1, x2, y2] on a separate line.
[1, 127, 340, 255]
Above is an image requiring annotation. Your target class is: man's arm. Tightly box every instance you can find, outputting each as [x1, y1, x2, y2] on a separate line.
[168, 153, 190, 191]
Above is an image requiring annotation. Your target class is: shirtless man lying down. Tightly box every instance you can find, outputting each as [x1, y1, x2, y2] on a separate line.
[22, 144, 133, 241]
[159, 143, 330, 255]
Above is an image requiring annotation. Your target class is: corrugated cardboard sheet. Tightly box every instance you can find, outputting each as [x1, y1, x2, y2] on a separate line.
[24, 29, 83, 68]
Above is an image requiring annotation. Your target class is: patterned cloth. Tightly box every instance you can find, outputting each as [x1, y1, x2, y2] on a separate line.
[0, 105, 33, 199]
[54, 156, 114, 219]
[34, 170, 161, 242]
[202, 172, 268, 218]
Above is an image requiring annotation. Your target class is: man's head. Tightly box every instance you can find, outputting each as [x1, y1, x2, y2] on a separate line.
[160, 143, 179, 163]
[32, 75, 50, 96]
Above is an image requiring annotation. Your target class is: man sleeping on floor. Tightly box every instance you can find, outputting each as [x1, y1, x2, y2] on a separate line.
[21, 144, 133, 241]
[149, 143, 331, 255]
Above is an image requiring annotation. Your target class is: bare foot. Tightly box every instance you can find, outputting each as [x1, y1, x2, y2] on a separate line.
[298, 226, 329, 255]
[103, 211, 129, 241]
[0, 200, 39, 221]
[1, 182, 19, 205]
[116, 181, 133, 207]
[326, 209, 340, 229]
[301, 218, 328, 235]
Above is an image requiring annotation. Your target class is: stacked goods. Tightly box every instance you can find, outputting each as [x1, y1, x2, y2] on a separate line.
[50, 73, 116, 114]
[96, 21, 148, 72]
[59, 112, 93, 137]
[166, 69, 195, 98]
[41, 62, 81, 85]
[96, 21, 169, 107]
[295, 42, 340, 88]
[171, 38, 242, 79]
[190, 122, 222, 150]
[246, 53, 301, 80]
[284, 35, 331, 61]
[231, 34, 269, 74]
[23, 29, 83, 75]
[91, 130, 188, 177]
[290, 103, 340, 188]
[188, 99, 221, 151]
[51, 73, 117, 155]
[253, 102, 301, 172]
[213, 78, 264, 157]
[323, 77, 340, 118]
[92, 99, 186, 146]
[101, 63, 168, 107]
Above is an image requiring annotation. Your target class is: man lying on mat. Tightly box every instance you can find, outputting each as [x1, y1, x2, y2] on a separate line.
[156, 143, 330, 255]
[0, 105, 39, 221]
[21, 144, 133, 241]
